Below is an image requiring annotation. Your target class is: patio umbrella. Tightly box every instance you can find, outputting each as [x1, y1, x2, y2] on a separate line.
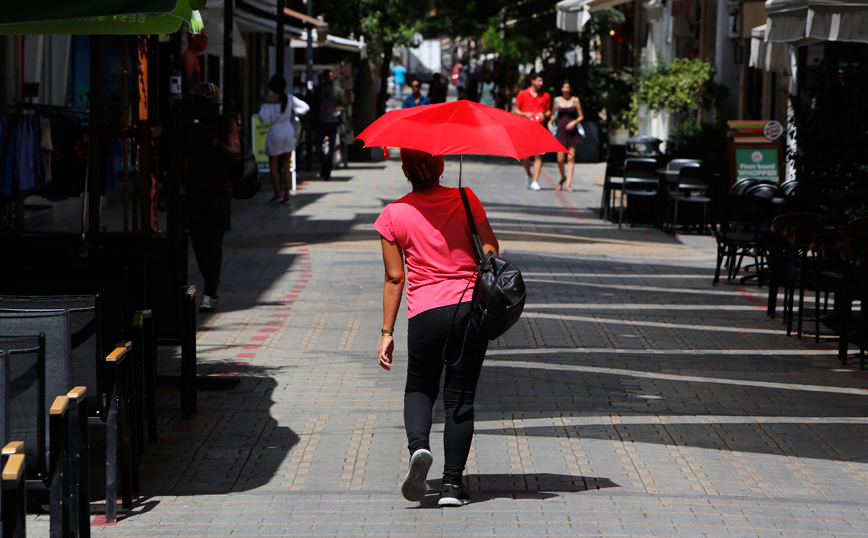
[356, 100, 569, 185]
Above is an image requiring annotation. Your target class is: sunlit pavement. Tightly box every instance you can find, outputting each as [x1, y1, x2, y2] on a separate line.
[31, 155, 868, 537]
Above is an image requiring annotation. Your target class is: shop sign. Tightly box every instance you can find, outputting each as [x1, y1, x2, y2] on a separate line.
[735, 147, 779, 181]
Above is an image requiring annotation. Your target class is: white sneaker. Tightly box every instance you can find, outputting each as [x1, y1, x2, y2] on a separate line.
[401, 449, 433, 502]
[525, 175, 533, 189]
[199, 295, 217, 313]
[529, 181, 542, 191]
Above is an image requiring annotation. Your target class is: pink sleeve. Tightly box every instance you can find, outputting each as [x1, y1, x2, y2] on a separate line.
[373, 204, 395, 241]
[465, 188, 487, 228]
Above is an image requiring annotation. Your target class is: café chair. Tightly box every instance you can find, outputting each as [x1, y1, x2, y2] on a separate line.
[730, 177, 762, 195]
[710, 195, 775, 285]
[669, 166, 715, 234]
[600, 145, 626, 221]
[1, 437, 27, 538]
[619, 158, 660, 229]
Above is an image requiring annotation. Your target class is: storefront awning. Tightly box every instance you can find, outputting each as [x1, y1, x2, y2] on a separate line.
[0, 0, 203, 34]
[290, 31, 366, 57]
[556, 0, 592, 32]
[765, 0, 868, 43]
[750, 24, 793, 75]
[201, 7, 246, 58]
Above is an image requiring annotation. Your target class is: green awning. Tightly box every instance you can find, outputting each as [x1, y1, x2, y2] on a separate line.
[0, 0, 204, 35]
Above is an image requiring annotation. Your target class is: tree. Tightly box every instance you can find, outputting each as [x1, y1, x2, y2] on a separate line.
[315, 0, 430, 127]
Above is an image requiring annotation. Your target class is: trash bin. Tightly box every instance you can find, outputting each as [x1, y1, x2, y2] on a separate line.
[625, 136, 662, 157]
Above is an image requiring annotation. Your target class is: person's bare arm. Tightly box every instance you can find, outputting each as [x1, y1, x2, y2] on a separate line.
[477, 218, 499, 259]
[378, 237, 405, 371]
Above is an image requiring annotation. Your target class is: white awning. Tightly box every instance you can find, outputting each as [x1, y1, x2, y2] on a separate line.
[749, 24, 792, 74]
[290, 31, 367, 57]
[556, 0, 592, 32]
[765, 0, 868, 43]
[200, 7, 247, 58]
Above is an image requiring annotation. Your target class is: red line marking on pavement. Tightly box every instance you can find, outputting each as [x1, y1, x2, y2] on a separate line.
[265, 321, 283, 326]
[236, 353, 256, 358]
[250, 336, 268, 341]
[243, 344, 261, 350]
[257, 328, 277, 333]
[218, 372, 240, 377]
[285, 294, 298, 299]
[234, 362, 249, 367]
[91, 515, 119, 526]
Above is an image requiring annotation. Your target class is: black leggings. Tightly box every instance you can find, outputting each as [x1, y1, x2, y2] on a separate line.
[405, 302, 489, 485]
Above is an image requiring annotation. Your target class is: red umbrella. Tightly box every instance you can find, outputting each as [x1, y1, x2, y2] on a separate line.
[356, 100, 569, 184]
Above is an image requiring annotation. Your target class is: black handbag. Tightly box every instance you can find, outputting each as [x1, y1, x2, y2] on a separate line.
[458, 187, 526, 340]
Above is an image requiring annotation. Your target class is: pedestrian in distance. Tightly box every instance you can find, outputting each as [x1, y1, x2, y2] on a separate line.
[402, 78, 432, 109]
[375, 148, 499, 507]
[392, 59, 407, 101]
[428, 72, 448, 104]
[174, 82, 241, 313]
[478, 71, 499, 108]
[513, 73, 551, 191]
[259, 74, 310, 204]
[549, 80, 584, 192]
[312, 69, 344, 181]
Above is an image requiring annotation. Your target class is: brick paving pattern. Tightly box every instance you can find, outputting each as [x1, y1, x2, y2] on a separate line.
[26, 156, 868, 537]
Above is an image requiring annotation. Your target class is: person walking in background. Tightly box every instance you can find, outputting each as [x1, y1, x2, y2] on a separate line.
[313, 69, 344, 181]
[392, 59, 408, 101]
[402, 78, 431, 109]
[478, 71, 499, 107]
[428, 73, 447, 104]
[549, 80, 584, 192]
[375, 148, 499, 507]
[175, 82, 240, 313]
[259, 74, 310, 204]
[513, 73, 550, 191]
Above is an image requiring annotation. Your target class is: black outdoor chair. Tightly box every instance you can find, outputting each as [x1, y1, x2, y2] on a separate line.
[669, 166, 716, 234]
[600, 145, 626, 221]
[619, 158, 660, 229]
[744, 180, 785, 201]
[1, 432, 27, 538]
[710, 195, 776, 285]
[730, 177, 762, 195]
[781, 179, 798, 197]
[0, 296, 137, 523]
[0, 329, 86, 538]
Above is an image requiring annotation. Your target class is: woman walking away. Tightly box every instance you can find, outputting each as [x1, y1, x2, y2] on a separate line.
[259, 74, 309, 204]
[549, 80, 584, 191]
[374, 148, 499, 507]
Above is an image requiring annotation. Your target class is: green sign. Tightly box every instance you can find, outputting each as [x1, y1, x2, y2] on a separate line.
[735, 147, 779, 182]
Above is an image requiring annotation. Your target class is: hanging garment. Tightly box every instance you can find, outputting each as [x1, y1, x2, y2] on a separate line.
[0, 115, 15, 197]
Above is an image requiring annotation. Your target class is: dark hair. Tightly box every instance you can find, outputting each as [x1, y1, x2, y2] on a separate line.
[269, 74, 288, 113]
[400, 148, 444, 186]
[530, 73, 543, 81]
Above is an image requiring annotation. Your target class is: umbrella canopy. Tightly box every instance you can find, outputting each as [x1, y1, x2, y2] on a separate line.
[356, 100, 569, 161]
[0, 0, 203, 34]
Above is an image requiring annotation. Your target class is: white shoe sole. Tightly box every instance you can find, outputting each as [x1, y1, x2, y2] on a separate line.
[401, 449, 433, 502]
[438, 496, 469, 507]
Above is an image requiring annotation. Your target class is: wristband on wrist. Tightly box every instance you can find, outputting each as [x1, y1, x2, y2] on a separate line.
[381, 328, 394, 336]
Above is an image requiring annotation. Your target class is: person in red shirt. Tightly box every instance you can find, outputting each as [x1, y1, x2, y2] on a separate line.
[513, 74, 551, 191]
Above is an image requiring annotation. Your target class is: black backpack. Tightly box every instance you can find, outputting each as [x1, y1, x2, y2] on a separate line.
[231, 133, 261, 199]
[459, 188, 526, 340]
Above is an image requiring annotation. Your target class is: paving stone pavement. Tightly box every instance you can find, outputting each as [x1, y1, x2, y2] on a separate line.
[27, 156, 868, 537]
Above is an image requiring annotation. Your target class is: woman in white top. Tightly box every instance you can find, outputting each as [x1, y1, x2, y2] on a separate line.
[259, 75, 310, 204]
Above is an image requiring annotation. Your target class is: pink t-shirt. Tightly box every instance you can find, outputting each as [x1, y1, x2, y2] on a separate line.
[374, 186, 487, 318]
